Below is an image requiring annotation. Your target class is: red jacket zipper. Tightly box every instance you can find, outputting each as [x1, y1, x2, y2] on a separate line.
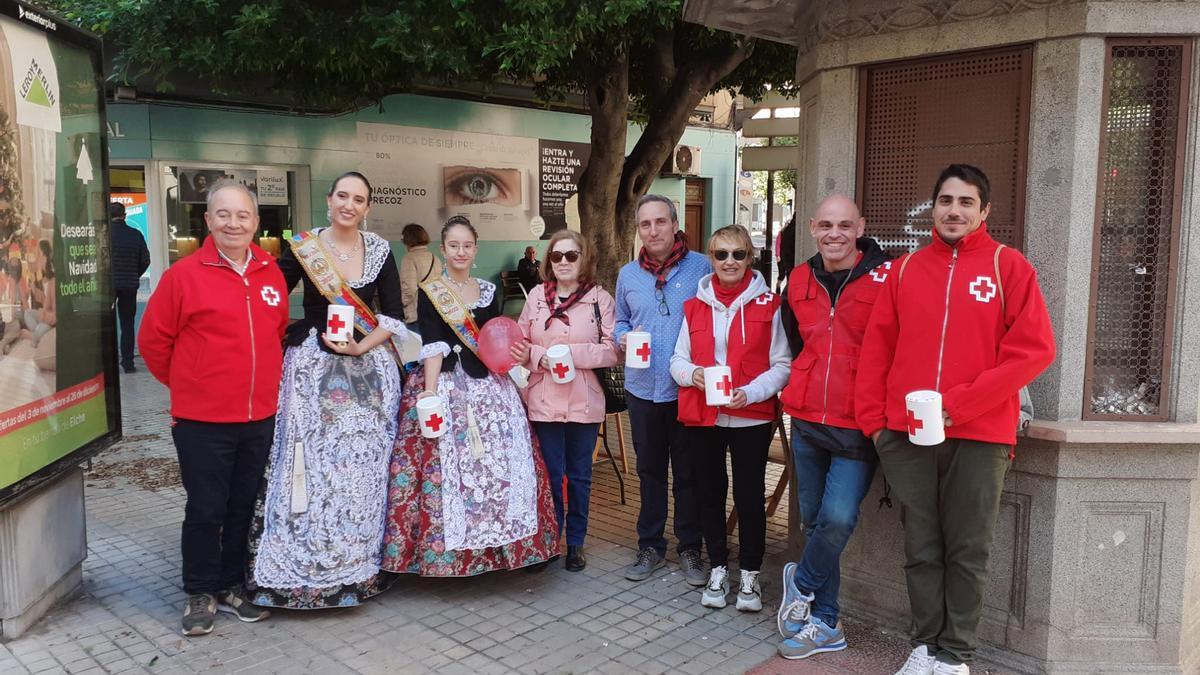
[817, 269, 855, 424]
[934, 248, 958, 391]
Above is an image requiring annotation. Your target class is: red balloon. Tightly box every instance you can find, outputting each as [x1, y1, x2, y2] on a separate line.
[477, 316, 523, 374]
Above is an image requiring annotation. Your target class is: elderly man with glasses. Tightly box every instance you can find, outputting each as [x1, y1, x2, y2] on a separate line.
[614, 194, 711, 585]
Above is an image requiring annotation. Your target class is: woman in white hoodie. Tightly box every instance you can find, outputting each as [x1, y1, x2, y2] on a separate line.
[670, 225, 790, 612]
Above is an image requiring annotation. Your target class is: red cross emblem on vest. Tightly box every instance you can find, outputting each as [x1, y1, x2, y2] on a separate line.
[552, 362, 571, 379]
[870, 261, 892, 283]
[424, 413, 444, 432]
[327, 313, 347, 334]
[906, 409, 924, 435]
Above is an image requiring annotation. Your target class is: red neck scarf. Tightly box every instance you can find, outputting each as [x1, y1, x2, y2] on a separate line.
[638, 231, 689, 289]
[543, 280, 595, 330]
[713, 270, 752, 307]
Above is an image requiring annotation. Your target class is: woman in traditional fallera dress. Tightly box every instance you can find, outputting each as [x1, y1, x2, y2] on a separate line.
[380, 216, 560, 576]
[247, 172, 404, 608]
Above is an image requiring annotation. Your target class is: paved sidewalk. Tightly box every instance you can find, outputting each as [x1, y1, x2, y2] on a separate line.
[0, 360, 1009, 674]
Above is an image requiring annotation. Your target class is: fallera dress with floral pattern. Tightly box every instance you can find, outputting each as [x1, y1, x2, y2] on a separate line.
[380, 278, 560, 576]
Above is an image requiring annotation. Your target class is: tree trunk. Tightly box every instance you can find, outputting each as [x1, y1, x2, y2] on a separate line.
[579, 35, 756, 290]
[577, 48, 630, 291]
[616, 40, 757, 254]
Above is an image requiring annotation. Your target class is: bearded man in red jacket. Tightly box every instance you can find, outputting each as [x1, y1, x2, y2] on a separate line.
[139, 182, 289, 638]
[855, 165, 1055, 675]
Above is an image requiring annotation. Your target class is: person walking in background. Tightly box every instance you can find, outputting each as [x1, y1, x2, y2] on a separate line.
[398, 222, 442, 331]
[615, 194, 711, 585]
[775, 215, 796, 294]
[517, 245, 541, 292]
[511, 229, 619, 572]
[775, 195, 890, 660]
[138, 182, 288, 637]
[856, 165, 1055, 675]
[669, 225, 788, 612]
[109, 201, 150, 373]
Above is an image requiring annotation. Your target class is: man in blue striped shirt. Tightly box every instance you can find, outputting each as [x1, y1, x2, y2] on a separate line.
[615, 194, 711, 585]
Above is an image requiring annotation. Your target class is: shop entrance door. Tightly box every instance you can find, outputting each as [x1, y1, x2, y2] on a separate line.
[684, 178, 707, 251]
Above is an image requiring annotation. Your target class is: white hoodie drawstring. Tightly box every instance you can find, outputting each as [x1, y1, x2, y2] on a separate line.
[739, 299, 746, 346]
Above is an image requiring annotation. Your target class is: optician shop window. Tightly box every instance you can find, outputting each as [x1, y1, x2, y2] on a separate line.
[160, 163, 310, 266]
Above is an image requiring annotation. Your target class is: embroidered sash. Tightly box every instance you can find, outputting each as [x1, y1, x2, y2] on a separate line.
[288, 230, 401, 362]
[419, 277, 490, 459]
[419, 277, 481, 356]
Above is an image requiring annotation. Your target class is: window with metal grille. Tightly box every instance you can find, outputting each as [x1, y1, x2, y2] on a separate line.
[856, 46, 1032, 255]
[1084, 39, 1190, 421]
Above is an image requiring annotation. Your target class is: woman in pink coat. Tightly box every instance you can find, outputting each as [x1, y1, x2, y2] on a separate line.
[510, 230, 619, 572]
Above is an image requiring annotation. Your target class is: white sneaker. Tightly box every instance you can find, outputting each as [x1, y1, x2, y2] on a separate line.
[700, 566, 729, 608]
[932, 662, 969, 675]
[735, 570, 762, 612]
[894, 645, 937, 675]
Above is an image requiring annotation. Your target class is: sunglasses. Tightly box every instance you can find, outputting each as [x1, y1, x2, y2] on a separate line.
[713, 249, 749, 261]
[550, 250, 581, 263]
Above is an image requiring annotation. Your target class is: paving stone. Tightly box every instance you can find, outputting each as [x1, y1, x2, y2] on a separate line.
[0, 363, 938, 674]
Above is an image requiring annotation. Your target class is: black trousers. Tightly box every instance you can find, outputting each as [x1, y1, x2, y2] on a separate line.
[115, 287, 137, 369]
[172, 417, 274, 595]
[693, 423, 772, 571]
[627, 394, 702, 556]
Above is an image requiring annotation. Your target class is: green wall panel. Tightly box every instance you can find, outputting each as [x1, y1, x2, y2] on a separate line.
[108, 93, 736, 285]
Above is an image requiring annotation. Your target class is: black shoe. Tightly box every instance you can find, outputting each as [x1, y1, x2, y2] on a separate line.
[680, 549, 707, 587]
[217, 587, 270, 623]
[181, 593, 216, 637]
[624, 547, 665, 581]
[122, 364, 136, 373]
[565, 545, 586, 572]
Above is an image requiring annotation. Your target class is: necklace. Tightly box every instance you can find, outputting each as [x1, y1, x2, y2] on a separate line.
[323, 229, 360, 262]
[445, 273, 473, 291]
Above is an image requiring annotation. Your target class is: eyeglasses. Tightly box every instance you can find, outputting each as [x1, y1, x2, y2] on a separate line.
[713, 249, 748, 261]
[654, 286, 671, 316]
[549, 250, 581, 264]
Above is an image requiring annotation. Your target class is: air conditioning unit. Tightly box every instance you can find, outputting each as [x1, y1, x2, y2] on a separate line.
[663, 145, 702, 176]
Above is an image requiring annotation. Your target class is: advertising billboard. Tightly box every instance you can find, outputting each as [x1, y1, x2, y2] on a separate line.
[357, 122, 591, 242]
[0, 1, 118, 504]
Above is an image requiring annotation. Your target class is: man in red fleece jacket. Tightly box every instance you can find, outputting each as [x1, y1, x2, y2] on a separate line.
[139, 182, 288, 638]
[855, 165, 1055, 675]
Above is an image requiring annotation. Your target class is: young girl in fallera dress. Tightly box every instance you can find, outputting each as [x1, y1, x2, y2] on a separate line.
[380, 216, 560, 576]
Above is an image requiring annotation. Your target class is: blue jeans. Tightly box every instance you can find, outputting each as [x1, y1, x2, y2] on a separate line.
[532, 421, 600, 547]
[790, 423, 877, 626]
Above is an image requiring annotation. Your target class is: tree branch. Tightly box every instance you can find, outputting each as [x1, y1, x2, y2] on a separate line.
[618, 38, 757, 222]
[649, 28, 676, 90]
